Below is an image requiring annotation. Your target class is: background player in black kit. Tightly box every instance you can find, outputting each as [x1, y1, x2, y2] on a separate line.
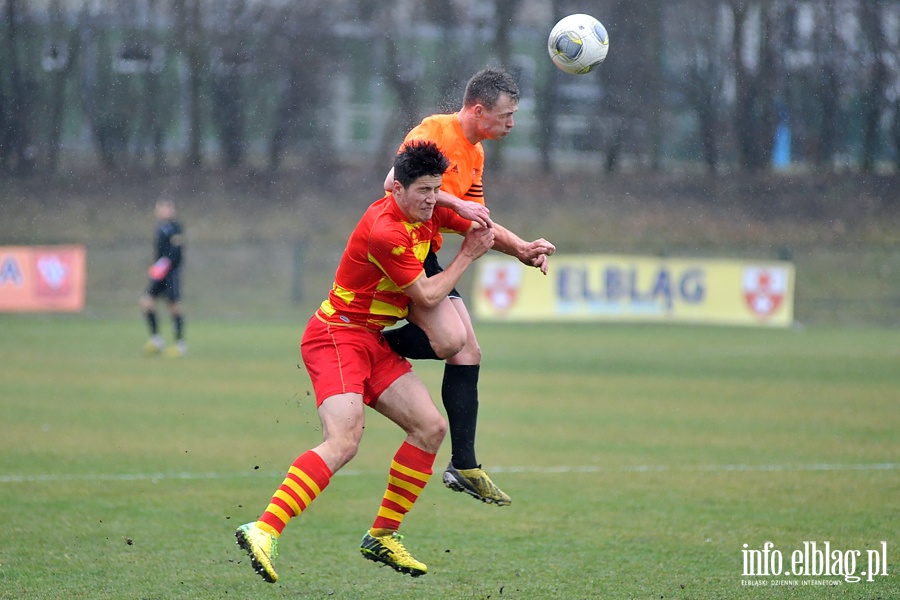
[141, 198, 186, 357]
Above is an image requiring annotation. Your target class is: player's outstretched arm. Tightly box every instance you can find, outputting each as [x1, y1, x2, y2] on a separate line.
[490, 223, 556, 274]
[404, 226, 494, 308]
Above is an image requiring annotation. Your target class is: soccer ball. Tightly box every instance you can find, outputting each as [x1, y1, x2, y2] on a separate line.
[547, 14, 610, 75]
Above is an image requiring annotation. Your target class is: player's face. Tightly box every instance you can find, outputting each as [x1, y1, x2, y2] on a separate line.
[476, 93, 518, 141]
[156, 201, 175, 220]
[394, 174, 443, 223]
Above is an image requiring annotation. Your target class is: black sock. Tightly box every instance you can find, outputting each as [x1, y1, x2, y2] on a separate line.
[382, 323, 440, 360]
[145, 310, 158, 335]
[173, 314, 184, 341]
[442, 364, 480, 469]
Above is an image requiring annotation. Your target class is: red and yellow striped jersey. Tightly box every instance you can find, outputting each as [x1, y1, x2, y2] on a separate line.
[315, 194, 472, 331]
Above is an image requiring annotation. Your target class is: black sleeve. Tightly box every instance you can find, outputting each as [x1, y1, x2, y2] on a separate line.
[157, 221, 185, 268]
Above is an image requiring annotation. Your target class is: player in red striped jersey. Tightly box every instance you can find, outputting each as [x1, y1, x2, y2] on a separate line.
[235, 141, 495, 582]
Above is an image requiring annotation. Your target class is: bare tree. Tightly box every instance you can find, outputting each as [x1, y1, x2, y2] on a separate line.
[892, 99, 900, 174]
[858, 0, 889, 173]
[206, 0, 253, 169]
[487, 0, 524, 171]
[728, 0, 779, 171]
[492, 0, 522, 70]
[1, 0, 35, 175]
[536, 0, 564, 174]
[265, 1, 336, 173]
[44, 0, 83, 174]
[810, 0, 842, 170]
[676, 1, 727, 173]
[369, 1, 431, 170]
[583, 1, 666, 173]
[173, 0, 205, 170]
[382, 30, 422, 142]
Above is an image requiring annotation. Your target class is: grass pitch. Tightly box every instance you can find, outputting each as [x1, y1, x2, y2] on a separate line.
[0, 316, 897, 599]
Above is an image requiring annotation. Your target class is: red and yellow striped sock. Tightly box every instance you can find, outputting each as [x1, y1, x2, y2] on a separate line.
[371, 441, 435, 533]
[256, 450, 332, 538]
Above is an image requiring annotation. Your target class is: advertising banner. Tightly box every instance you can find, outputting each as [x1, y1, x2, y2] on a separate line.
[0, 245, 86, 312]
[473, 254, 794, 327]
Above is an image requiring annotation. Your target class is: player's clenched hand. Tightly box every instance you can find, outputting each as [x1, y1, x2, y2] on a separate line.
[461, 226, 495, 261]
[515, 239, 555, 274]
[455, 202, 494, 229]
[518, 238, 555, 261]
[526, 238, 556, 257]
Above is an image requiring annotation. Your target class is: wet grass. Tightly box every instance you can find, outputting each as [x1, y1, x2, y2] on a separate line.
[1, 316, 898, 599]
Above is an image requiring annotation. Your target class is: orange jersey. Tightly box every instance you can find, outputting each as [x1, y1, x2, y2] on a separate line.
[402, 114, 485, 206]
[315, 194, 472, 331]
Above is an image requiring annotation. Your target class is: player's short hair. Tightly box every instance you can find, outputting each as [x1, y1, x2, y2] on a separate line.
[393, 140, 450, 188]
[463, 68, 520, 110]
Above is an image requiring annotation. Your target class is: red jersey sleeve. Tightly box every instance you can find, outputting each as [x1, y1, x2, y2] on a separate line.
[432, 206, 473, 237]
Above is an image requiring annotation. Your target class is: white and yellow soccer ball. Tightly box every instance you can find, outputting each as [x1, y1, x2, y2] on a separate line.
[547, 14, 610, 75]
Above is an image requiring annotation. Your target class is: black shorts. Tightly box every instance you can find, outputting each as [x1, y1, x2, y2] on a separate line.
[423, 250, 461, 300]
[146, 269, 181, 303]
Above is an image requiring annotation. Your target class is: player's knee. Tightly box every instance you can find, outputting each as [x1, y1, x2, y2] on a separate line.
[432, 329, 467, 359]
[419, 413, 447, 454]
[452, 339, 481, 365]
[332, 436, 361, 469]
[322, 429, 363, 470]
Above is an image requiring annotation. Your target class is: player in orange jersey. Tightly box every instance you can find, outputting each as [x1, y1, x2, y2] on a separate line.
[236, 141, 496, 582]
[382, 68, 556, 506]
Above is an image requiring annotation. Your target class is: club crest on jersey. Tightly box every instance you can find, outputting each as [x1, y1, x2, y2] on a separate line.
[479, 261, 523, 313]
[743, 267, 788, 319]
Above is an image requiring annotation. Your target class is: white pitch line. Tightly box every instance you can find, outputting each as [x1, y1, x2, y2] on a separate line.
[0, 463, 897, 484]
[490, 463, 900, 474]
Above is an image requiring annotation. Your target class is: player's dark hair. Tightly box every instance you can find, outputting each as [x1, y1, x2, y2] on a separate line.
[463, 68, 520, 109]
[393, 140, 450, 188]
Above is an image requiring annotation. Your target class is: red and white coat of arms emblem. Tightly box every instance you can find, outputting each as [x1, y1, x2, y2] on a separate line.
[742, 267, 788, 319]
[480, 262, 524, 313]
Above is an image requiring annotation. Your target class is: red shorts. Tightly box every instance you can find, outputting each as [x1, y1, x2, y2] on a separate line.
[300, 315, 412, 407]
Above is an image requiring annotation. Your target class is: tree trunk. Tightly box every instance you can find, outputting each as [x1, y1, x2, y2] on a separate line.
[1, 0, 33, 175]
[732, 1, 777, 172]
[46, 10, 82, 174]
[859, 0, 887, 174]
[175, 0, 203, 171]
[535, 0, 563, 174]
